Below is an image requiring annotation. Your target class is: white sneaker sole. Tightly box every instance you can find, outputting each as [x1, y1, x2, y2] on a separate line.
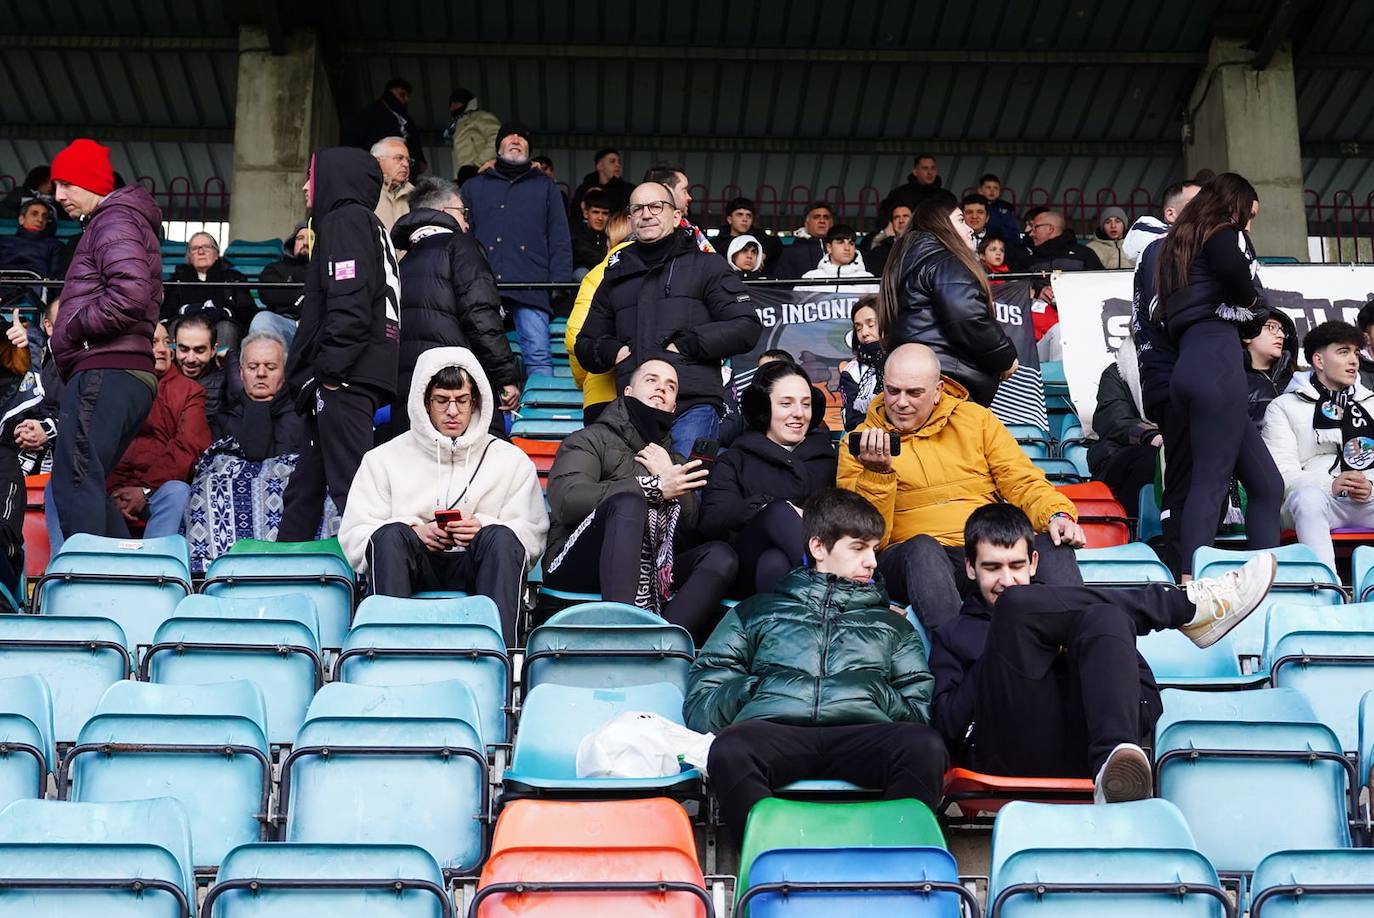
[1095, 746, 1153, 804]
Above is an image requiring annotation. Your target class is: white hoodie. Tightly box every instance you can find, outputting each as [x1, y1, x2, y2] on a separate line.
[1123, 215, 1168, 265]
[339, 346, 549, 572]
[1262, 369, 1374, 513]
[798, 251, 879, 294]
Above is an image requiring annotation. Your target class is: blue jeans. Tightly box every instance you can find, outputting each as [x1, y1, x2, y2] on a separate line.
[511, 305, 552, 376]
[46, 479, 191, 550]
[248, 310, 298, 351]
[670, 403, 721, 457]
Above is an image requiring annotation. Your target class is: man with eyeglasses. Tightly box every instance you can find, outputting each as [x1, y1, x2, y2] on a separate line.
[387, 176, 520, 441]
[341, 347, 547, 645]
[1024, 211, 1104, 273]
[163, 231, 256, 350]
[1243, 314, 1297, 426]
[371, 137, 415, 234]
[575, 181, 762, 456]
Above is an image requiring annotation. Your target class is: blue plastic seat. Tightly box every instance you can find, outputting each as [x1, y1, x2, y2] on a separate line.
[1076, 543, 1173, 586]
[202, 546, 355, 649]
[1138, 483, 1163, 543]
[1352, 545, 1374, 602]
[504, 682, 699, 794]
[0, 675, 54, 811]
[988, 799, 1227, 916]
[281, 680, 488, 874]
[523, 617, 694, 693]
[510, 418, 582, 438]
[1249, 849, 1374, 916]
[1263, 602, 1374, 752]
[0, 797, 196, 918]
[204, 843, 450, 918]
[36, 534, 193, 651]
[742, 847, 969, 917]
[520, 388, 583, 408]
[64, 680, 273, 870]
[1031, 456, 1085, 483]
[0, 614, 132, 743]
[1154, 688, 1353, 876]
[541, 602, 665, 627]
[1361, 690, 1374, 805]
[142, 597, 324, 746]
[354, 593, 503, 635]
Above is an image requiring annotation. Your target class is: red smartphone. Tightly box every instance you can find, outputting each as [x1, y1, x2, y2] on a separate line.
[434, 509, 464, 526]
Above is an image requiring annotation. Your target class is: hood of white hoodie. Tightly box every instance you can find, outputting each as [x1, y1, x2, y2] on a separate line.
[406, 345, 496, 459]
[1123, 215, 1168, 264]
[726, 233, 766, 272]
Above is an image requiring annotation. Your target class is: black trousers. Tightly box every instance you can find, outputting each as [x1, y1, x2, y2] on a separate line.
[544, 490, 738, 642]
[0, 446, 24, 597]
[879, 532, 1084, 632]
[1167, 321, 1282, 576]
[366, 521, 527, 646]
[708, 719, 949, 842]
[729, 500, 806, 596]
[1154, 400, 1190, 577]
[1095, 443, 1159, 521]
[969, 582, 1190, 778]
[279, 385, 379, 541]
[51, 368, 155, 539]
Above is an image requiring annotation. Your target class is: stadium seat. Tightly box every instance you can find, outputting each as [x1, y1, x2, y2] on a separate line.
[0, 674, 54, 812]
[1076, 543, 1173, 586]
[1032, 456, 1086, 483]
[23, 472, 50, 583]
[1263, 602, 1374, 752]
[988, 799, 1228, 916]
[1154, 688, 1354, 876]
[202, 538, 356, 649]
[141, 595, 325, 746]
[536, 585, 604, 608]
[0, 797, 196, 918]
[35, 533, 193, 651]
[1137, 483, 1163, 543]
[516, 407, 581, 421]
[541, 601, 666, 626]
[939, 768, 1093, 818]
[63, 680, 273, 870]
[739, 846, 972, 917]
[511, 417, 582, 438]
[280, 680, 488, 875]
[1006, 423, 1052, 459]
[204, 842, 450, 918]
[1057, 483, 1131, 547]
[1352, 545, 1374, 602]
[354, 593, 504, 635]
[473, 798, 710, 917]
[1249, 849, 1374, 916]
[0, 614, 133, 744]
[520, 387, 583, 408]
[522, 614, 695, 693]
[504, 682, 699, 795]
[1362, 691, 1374, 820]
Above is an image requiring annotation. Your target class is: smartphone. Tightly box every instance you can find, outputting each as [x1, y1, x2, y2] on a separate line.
[689, 438, 721, 466]
[434, 509, 464, 526]
[847, 431, 902, 457]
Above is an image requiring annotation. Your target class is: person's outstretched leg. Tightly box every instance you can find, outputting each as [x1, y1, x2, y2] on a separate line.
[707, 720, 823, 844]
[665, 541, 738, 642]
[366, 521, 439, 597]
[821, 722, 948, 811]
[729, 500, 807, 595]
[464, 523, 528, 646]
[543, 491, 648, 602]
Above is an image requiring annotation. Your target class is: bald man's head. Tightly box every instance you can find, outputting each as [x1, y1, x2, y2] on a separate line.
[881, 344, 944, 433]
[1029, 210, 1066, 247]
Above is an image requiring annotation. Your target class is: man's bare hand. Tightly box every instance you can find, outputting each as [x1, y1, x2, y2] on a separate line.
[857, 428, 894, 474]
[636, 442, 676, 478]
[448, 517, 483, 547]
[1333, 471, 1372, 501]
[498, 384, 520, 411]
[1048, 515, 1087, 548]
[412, 520, 453, 551]
[659, 459, 710, 500]
[13, 419, 46, 450]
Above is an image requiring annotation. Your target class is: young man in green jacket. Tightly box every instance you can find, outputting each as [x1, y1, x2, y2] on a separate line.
[686, 487, 946, 841]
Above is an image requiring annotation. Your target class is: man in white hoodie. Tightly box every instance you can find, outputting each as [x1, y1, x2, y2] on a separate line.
[798, 225, 878, 294]
[340, 346, 548, 644]
[1262, 321, 1374, 570]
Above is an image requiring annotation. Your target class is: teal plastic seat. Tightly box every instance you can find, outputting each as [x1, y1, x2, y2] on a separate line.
[0, 615, 132, 743]
[143, 598, 324, 746]
[205, 843, 449, 918]
[1361, 690, 1374, 798]
[1031, 456, 1085, 483]
[0, 797, 195, 918]
[520, 388, 583, 408]
[988, 799, 1226, 916]
[202, 544, 355, 649]
[65, 680, 272, 870]
[537, 585, 605, 607]
[1353, 545, 1374, 601]
[511, 418, 582, 438]
[542, 602, 664, 627]
[0, 674, 54, 811]
[1263, 602, 1374, 752]
[354, 594, 503, 635]
[282, 681, 488, 874]
[1250, 849, 1374, 916]
[1155, 688, 1353, 875]
[37, 534, 193, 651]
[523, 618, 694, 693]
[504, 682, 699, 793]
[1076, 543, 1173, 586]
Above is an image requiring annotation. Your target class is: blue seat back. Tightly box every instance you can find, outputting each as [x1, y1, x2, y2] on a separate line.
[0, 674, 54, 810]
[1250, 849, 1374, 916]
[994, 848, 1226, 917]
[203, 552, 355, 649]
[1361, 690, 1374, 789]
[0, 615, 131, 744]
[524, 620, 694, 693]
[746, 846, 962, 917]
[1076, 544, 1173, 585]
[1263, 602, 1374, 752]
[173, 593, 321, 634]
[1352, 545, 1374, 601]
[354, 594, 502, 635]
[542, 602, 665, 626]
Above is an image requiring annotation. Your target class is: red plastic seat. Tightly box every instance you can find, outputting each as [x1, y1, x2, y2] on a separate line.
[474, 798, 708, 917]
[941, 767, 1093, 817]
[1057, 483, 1130, 547]
[22, 473, 49, 580]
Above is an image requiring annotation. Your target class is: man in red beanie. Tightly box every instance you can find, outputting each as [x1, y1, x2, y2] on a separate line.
[48, 137, 165, 539]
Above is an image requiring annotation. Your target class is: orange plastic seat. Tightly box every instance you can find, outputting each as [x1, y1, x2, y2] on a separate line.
[22, 474, 50, 580]
[473, 798, 708, 917]
[1056, 483, 1130, 547]
[1055, 482, 1113, 502]
[941, 767, 1093, 817]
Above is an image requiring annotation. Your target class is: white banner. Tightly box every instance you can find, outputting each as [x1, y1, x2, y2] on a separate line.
[1054, 265, 1374, 434]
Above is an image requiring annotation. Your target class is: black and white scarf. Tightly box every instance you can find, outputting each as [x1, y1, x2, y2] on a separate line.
[1311, 379, 1374, 473]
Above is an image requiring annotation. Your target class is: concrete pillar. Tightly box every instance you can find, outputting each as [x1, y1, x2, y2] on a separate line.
[228, 26, 337, 243]
[1185, 37, 1308, 261]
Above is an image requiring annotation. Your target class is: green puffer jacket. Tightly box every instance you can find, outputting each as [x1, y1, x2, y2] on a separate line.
[684, 568, 934, 734]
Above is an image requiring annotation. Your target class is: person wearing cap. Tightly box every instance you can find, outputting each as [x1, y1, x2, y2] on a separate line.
[446, 88, 502, 184]
[568, 148, 633, 219]
[1087, 206, 1134, 270]
[460, 121, 573, 378]
[47, 138, 164, 539]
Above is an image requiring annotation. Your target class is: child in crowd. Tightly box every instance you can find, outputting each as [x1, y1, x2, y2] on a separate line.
[979, 236, 1009, 283]
[839, 295, 884, 430]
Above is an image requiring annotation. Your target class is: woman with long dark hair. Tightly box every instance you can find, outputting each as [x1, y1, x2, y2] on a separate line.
[878, 190, 1019, 405]
[1156, 172, 1282, 578]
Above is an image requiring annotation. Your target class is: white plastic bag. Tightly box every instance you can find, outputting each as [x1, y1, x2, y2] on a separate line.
[575, 711, 715, 779]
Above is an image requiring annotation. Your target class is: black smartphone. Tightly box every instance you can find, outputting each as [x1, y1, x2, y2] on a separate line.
[847, 431, 902, 457]
[689, 438, 721, 466]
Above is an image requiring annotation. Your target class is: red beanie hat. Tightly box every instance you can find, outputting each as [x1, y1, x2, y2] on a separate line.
[51, 138, 115, 196]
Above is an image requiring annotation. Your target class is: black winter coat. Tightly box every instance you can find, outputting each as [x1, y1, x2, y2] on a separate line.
[576, 232, 762, 410]
[771, 237, 825, 280]
[214, 388, 307, 459]
[1086, 363, 1158, 474]
[162, 259, 259, 330]
[259, 256, 309, 319]
[880, 175, 945, 221]
[390, 208, 519, 392]
[1161, 227, 1265, 342]
[1026, 230, 1105, 273]
[1131, 235, 1175, 417]
[1243, 309, 1298, 428]
[286, 147, 401, 403]
[698, 430, 838, 541]
[571, 221, 609, 271]
[891, 232, 1018, 406]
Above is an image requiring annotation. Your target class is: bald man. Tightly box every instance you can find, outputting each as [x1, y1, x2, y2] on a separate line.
[1025, 210, 1104, 273]
[836, 343, 1086, 630]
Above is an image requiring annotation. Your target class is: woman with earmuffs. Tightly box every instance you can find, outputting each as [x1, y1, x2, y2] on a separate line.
[699, 360, 838, 596]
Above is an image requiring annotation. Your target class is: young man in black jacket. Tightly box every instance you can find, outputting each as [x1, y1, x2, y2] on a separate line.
[929, 504, 1277, 803]
[278, 147, 401, 540]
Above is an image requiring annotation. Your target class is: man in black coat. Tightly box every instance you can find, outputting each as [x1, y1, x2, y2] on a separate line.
[568, 148, 633, 219]
[575, 181, 763, 456]
[251, 220, 310, 349]
[770, 202, 833, 281]
[344, 77, 426, 176]
[1025, 211, 1105, 273]
[213, 330, 305, 456]
[389, 176, 520, 437]
[880, 154, 945, 223]
[278, 146, 401, 539]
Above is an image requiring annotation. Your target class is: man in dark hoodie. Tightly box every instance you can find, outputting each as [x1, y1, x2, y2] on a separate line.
[880, 154, 944, 224]
[250, 220, 310, 350]
[568, 148, 633, 218]
[278, 147, 401, 540]
[48, 138, 162, 539]
[344, 77, 426, 176]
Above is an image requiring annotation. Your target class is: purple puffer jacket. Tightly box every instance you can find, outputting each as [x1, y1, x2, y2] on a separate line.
[51, 185, 163, 381]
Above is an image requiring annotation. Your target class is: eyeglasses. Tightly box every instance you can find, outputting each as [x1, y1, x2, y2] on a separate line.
[629, 201, 675, 217]
[429, 394, 473, 411]
[442, 204, 472, 218]
[188, 244, 218, 254]
[1261, 321, 1286, 337]
[1030, 223, 1055, 233]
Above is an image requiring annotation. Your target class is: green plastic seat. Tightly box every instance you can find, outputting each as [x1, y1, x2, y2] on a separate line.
[226, 537, 350, 567]
[736, 798, 944, 900]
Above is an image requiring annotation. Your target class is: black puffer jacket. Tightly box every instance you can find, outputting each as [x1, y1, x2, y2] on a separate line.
[890, 232, 1018, 406]
[1131, 235, 1174, 418]
[1161, 226, 1266, 341]
[699, 430, 837, 540]
[162, 259, 258, 330]
[1026, 229, 1105, 273]
[258, 222, 309, 319]
[214, 387, 307, 459]
[1244, 308, 1298, 427]
[390, 207, 519, 393]
[575, 231, 762, 411]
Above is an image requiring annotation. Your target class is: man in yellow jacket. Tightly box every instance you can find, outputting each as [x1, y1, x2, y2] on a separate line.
[837, 343, 1086, 630]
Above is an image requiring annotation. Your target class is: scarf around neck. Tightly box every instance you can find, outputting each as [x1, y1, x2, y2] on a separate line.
[623, 396, 675, 447]
[1311, 377, 1374, 473]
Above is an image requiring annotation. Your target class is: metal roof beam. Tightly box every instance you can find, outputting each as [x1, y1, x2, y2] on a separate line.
[533, 133, 1185, 157]
[0, 35, 237, 51]
[0, 125, 235, 143]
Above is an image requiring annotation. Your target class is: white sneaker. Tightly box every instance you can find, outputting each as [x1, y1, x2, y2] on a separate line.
[1181, 553, 1278, 649]
[1093, 743, 1153, 804]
